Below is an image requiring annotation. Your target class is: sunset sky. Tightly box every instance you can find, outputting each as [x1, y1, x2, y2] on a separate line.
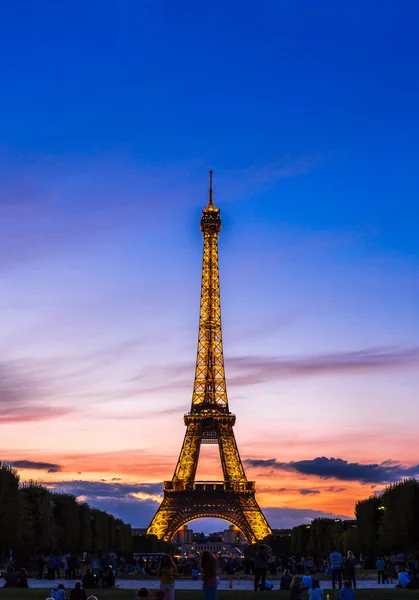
[1, 1, 419, 533]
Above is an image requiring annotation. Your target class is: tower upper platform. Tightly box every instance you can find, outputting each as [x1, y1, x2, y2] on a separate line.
[200, 170, 221, 233]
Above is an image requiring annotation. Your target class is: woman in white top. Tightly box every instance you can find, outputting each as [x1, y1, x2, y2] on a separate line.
[309, 580, 323, 599]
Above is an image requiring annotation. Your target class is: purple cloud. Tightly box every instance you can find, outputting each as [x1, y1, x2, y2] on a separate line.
[244, 456, 419, 484]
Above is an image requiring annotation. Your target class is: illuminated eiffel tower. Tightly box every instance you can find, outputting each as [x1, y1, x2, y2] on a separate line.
[147, 172, 271, 543]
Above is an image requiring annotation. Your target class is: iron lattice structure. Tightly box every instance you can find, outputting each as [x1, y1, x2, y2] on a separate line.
[147, 172, 272, 543]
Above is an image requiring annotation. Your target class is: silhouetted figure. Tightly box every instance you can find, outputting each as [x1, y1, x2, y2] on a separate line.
[3, 566, 17, 588]
[290, 576, 303, 600]
[254, 543, 270, 592]
[38, 555, 45, 579]
[70, 582, 87, 600]
[280, 569, 292, 590]
[82, 569, 95, 589]
[104, 566, 116, 588]
[17, 568, 29, 588]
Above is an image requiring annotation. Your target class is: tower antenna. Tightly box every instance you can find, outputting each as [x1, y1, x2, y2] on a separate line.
[208, 170, 213, 206]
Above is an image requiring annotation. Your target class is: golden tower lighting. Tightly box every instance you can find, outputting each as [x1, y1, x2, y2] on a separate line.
[147, 172, 272, 543]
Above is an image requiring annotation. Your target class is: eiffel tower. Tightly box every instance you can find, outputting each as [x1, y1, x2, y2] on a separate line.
[147, 172, 271, 543]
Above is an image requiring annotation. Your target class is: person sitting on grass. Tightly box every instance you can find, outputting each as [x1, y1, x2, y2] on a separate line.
[337, 580, 354, 600]
[135, 587, 150, 600]
[280, 569, 292, 590]
[259, 579, 273, 591]
[308, 579, 323, 599]
[70, 582, 87, 600]
[104, 565, 116, 588]
[3, 566, 17, 587]
[290, 576, 303, 600]
[82, 568, 95, 589]
[51, 583, 67, 600]
[397, 569, 411, 588]
[17, 568, 29, 588]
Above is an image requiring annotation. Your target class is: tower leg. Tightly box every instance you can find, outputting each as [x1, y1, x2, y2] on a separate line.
[172, 422, 202, 483]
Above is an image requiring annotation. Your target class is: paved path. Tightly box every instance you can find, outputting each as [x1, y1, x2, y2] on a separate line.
[29, 578, 397, 591]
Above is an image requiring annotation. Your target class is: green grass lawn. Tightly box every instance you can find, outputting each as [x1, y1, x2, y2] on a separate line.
[0, 590, 417, 600]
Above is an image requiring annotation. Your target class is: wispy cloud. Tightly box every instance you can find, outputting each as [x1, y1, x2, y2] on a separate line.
[127, 346, 419, 397]
[244, 456, 419, 484]
[299, 488, 321, 495]
[0, 361, 70, 424]
[226, 346, 419, 385]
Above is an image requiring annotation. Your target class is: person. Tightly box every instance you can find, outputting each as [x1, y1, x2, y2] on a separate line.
[157, 554, 178, 600]
[63, 555, 70, 580]
[17, 568, 29, 588]
[3, 566, 17, 588]
[280, 569, 293, 590]
[51, 583, 67, 600]
[376, 557, 385, 584]
[329, 551, 343, 590]
[135, 587, 150, 600]
[38, 555, 45, 580]
[70, 582, 87, 600]
[344, 551, 357, 589]
[201, 551, 218, 600]
[254, 543, 270, 592]
[55, 556, 62, 579]
[308, 580, 323, 599]
[226, 556, 234, 589]
[337, 580, 354, 600]
[302, 574, 313, 589]
[82, 569, 95, 589]
[47, 556, 57, 580]
[290, 576, 303, 600]
[104, 566, 116, 588]
[398, 570, 411, 588]
[259, 579, 273, 591]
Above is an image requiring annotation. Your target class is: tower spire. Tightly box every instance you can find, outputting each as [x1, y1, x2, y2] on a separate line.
[208, 170, 214, 206]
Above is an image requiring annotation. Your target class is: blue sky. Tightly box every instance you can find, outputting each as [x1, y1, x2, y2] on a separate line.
[1, 0, 418, 531]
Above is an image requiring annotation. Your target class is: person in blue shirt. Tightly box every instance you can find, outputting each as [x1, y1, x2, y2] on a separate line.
[337, 580, 355, 600]
[329, 551, 343, 590]
[376, 557, 385, 583]
[308, 579, 323, 599]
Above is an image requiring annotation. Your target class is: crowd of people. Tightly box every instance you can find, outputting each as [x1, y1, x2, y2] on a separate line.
[3, 547, 419, 599]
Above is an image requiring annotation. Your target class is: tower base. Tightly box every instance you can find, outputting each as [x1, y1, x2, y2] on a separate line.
[147, 481, 271, 543]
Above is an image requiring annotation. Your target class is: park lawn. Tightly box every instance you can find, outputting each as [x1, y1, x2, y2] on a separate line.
[0, 590, 417, 600]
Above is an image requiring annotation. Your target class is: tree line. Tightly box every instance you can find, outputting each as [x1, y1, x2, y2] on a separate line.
[286, 479, 419, 563]
[0, 464, 132, 562]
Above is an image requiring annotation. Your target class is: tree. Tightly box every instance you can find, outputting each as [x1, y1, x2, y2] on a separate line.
[0, 464, 20, 560]
[355, 495, 382, 566]
[378, 479, 419, 553]
[91, 508, 110, 553]
[291, 524, 311, 556]
[19, 482, 56, 554]
[52, 493, 80, 552]
[78, 502, 93, 553]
